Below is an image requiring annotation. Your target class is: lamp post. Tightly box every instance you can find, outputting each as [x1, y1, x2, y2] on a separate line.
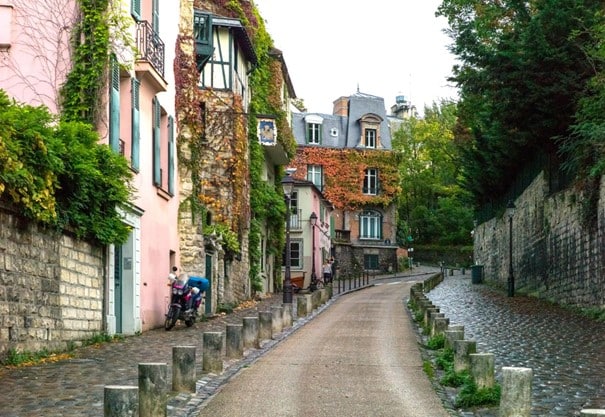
[506, 200, 516, 297]
[309, 211, 318, 289]
[281, 174, 295, 304]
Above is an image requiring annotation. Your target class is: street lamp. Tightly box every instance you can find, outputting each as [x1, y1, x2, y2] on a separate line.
[506, 200, 516, 297]
[309, 211, 318, 289]
[281, 174, 295, 304]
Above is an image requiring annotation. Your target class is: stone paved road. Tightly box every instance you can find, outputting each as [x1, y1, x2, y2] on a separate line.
[425, 271, 605, 417]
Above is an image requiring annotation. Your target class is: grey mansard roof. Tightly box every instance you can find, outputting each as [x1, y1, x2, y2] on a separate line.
[291, 92, 393, 150]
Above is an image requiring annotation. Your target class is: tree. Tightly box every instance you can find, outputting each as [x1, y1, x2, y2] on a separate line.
[438, 0, 604, 210]
[392, 100, 473, 245]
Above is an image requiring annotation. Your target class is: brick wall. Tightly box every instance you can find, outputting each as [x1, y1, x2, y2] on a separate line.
[0, 207, 105, 359]
[474, 173, 605, 308]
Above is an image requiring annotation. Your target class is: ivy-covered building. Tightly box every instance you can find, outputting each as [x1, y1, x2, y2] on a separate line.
[289, 92, 401, 276]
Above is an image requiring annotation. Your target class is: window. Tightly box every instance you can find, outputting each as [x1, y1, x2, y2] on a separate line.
[131, 0, 141, 20]
[307, 123, 321, 144]
[363, 168, 378, 195]
[365, 128, 376, 148]
[168, 116, 175, 195]
[307, 165, 323, 191]
[359, 210, 382, 240]
[364, 254, 379, 270]
[151, 0, 159, 32]
[283, 239, 303, 269]
[288, 191, 300, 229]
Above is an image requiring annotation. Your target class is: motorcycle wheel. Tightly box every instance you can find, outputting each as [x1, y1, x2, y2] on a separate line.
[165, 306, 179, 330]
[185, 318, 195, 327]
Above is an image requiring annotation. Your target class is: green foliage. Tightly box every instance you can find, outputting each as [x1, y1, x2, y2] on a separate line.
[438, 0, 604, 210]
[217, 302, 237, 314]
[426, 333, 445, 350]
[455, 380, 501, 408]
[435, 347, 454, 370]
[422, 360, 435, 379]
[60, 0, 110, 124]
[204, 222, 241, 254]
[392, 100, 474, 246]
[0, 91, 133, 245]
[2, 348, 51, 366]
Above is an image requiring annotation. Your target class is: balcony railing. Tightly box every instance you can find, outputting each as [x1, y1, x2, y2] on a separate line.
[136, 20, 165, 77]
[288, 209, 302, 230]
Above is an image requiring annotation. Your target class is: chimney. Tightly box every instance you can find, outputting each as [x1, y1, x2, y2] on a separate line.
[332, 96, 349, 116]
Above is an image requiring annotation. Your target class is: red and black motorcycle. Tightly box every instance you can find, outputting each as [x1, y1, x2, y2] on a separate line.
[164, 269, 208, 330]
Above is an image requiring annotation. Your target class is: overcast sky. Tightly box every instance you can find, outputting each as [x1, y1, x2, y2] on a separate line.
[253, 0, 459, 116]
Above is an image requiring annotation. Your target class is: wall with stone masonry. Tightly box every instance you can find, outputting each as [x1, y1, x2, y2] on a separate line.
[0, 207, 105, 358]
[474, 173, 605, 308]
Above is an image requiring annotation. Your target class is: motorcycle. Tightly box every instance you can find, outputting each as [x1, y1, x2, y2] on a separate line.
[165, 272, 203, 331]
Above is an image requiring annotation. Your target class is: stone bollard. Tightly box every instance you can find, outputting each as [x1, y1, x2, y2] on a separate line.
[444, 329, 464, 350]
[243, 317, 260, 349]
[469, 353, 495, 389]
[424, 307, 439, 327]
[271, 306, 283, 335]
[297, 294, 312, 318]
[258, 311, 273, 341]
[311, 290, 321, 309]
[282, 303, 293, 328]
[172, 346, 196, 393]
[428, 312, 445, 334]
[138, 363, 168, 417]
[454, 339, 477, 372]
[226, 324, 244, 359]
[319, 288, 328, 304]
[581, 410, 605, 416]
[431, 317, 449, 337]
[202, 332, 223, 374]
[500, 367, 532, 417]
[104, 385, 138, 417]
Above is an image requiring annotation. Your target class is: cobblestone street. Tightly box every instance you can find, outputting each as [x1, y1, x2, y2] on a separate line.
[426, 271, 605, 416]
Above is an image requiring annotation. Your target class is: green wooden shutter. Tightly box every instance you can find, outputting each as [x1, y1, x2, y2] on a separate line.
[109, 58, 120, 153]
[167, 115, 174, 195]
[131, 0, 141, 20]
[131, 78, 140, 170]
[152, 97, 161, 186]
[152, 0, 159, 32]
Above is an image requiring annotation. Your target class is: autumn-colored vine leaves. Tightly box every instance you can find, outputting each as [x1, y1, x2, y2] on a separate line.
[290, 147, 401, 210]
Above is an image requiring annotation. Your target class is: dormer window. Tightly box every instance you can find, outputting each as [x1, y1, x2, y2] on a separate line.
[359, 113, 383, 148]
[304, 115, 323, 145]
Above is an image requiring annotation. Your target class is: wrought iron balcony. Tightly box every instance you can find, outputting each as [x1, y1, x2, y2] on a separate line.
[136, 20, 165, 78]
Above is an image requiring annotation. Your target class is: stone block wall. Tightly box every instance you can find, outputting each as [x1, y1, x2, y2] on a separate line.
[0, 207, 105, 358]
[474, 173, 605, 308]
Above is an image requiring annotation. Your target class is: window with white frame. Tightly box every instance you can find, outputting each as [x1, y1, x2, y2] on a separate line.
[365, 128, 376, 148]
[307, 123, 321, 144]
[359, 210, 382, 240]
[307, 165, 323, 191]
[363, 168, 378, 195]
[283, 239, 303, 269]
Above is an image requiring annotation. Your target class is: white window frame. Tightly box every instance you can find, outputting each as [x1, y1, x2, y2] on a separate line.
[360, 210, 382, 240]
[364, 168, 378, 195]
[307, 165, 323, 190]
[365, 128, 376, 148]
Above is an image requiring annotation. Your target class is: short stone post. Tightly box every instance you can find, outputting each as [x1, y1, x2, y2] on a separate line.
[258, 311, 273, 341]
[243, 316, 260, 349]
[226, 324, 243, 359]
[271, 306, 283, 334]
[580, 410, 605, 416]
[454, 339, 477, 372]
[444, 329, 464, 350]
[424, 307, 439, 327]
[428, 312, 445, 334]
[104, 385, 138, 417]
[469, 353, 495, 389]
[138, 363, 168, 417]
[172, 346, 196, 393]
[311, 290, 321, 309]
[202, 332, 223, 374]
[282, 303, 293, 328]
[297, 294, 312, 318]
[431, 316, 449, 337]
[499, 367, 532, 417]
[319, 288, 328, 304]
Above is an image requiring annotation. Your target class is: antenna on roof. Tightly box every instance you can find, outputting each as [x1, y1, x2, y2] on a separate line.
[357, 83, 359, 93]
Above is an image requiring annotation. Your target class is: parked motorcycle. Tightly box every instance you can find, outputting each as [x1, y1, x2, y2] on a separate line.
[165, 270, 206, 331]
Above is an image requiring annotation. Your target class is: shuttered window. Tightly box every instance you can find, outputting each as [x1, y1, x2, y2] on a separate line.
[167, 115, 175, 195]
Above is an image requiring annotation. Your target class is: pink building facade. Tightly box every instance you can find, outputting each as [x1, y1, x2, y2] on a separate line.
[0, 0, 181, 333]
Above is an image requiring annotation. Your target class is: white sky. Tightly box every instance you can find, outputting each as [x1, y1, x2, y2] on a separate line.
[253, 0, 459, 116]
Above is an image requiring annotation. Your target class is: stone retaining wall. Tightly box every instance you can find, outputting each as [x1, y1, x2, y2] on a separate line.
[474, 173, 605, 308]
[0, 207, 105, 358]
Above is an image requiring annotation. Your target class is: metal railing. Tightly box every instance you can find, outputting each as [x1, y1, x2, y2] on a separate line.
[136, 20, 165, 77]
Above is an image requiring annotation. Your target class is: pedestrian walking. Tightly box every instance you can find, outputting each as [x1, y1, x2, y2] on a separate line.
[323, 260, 332, 284]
